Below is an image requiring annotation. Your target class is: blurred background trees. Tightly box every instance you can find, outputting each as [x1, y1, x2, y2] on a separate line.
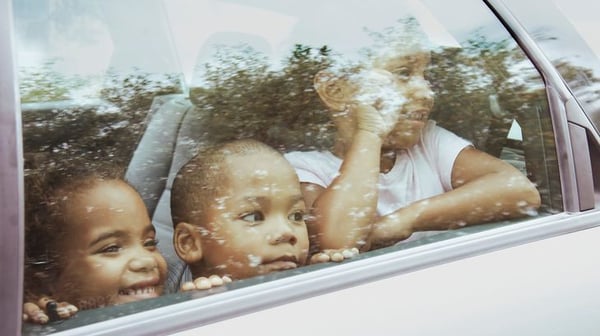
[19, 20, 593, 212]
[20, 66, 182, 176]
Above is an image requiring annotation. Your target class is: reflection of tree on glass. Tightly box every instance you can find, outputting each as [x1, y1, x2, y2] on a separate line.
[284, 27, 542, 251]
[190, 43, 335, 151]
[427, 34, 562, 212]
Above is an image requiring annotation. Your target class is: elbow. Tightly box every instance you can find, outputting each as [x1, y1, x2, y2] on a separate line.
[526, 183, 542, 209]
[512, 174, 542, 213]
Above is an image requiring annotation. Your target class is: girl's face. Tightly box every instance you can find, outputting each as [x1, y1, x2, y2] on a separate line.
[53, 180, 167, 309]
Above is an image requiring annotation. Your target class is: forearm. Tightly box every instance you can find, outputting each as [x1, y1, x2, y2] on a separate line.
[312, 130, 382, 250]
[371, 171, 541, 245]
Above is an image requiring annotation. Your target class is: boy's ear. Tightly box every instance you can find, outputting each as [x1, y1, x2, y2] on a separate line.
[314, 70, 353, 111]
[173, 222, 203, 264]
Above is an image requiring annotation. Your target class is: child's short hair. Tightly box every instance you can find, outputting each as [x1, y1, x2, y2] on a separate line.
[23, 164, 124, 299]
[170, 139, 280, 227]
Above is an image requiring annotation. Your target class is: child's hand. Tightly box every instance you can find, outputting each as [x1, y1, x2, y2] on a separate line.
[180, 275, 233, 291]
[22, 297, 78, 324]
[309, 247, 359, 264]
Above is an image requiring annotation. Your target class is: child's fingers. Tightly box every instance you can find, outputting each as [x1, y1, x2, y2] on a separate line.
[310, 252, 331, 264]
[56, 302, 78, 318]
[24, 297, 77, 323]
[330, 251, 344, 262]
[207, 275, 223, 287]
[209, 275, 232, 286]
[37, 297, 52, 309]
[37, 297, 61, 321]
[343, 247, 360, 258]
[180, 281, 196, 291]
[23, 302, 49, 324]
[208, 275, 224, 286]
[182, 276, 233, 291]
[37, 296, 75, 321]
[310, 248, 360, 264]
[193, 277, 212, 290]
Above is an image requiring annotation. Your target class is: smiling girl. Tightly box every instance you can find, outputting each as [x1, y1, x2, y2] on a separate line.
[24, 167, 167, 320]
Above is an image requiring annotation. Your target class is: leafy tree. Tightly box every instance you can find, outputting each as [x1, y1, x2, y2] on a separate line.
[19, 61, 74, 103]
[190, 43, 335, 151]
[21, 67, 182, 175]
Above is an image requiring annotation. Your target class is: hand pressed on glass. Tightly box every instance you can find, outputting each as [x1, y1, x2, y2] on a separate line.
[22, 298, 78, 324]
[309, 248, 360, 264]
[180, 275, 233, 291]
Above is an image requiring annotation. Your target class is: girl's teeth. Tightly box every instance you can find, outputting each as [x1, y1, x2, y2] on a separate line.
[120, 287, 155, 295]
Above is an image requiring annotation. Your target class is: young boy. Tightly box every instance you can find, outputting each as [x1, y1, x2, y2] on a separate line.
[23, 169, 169, 323]
[170, 139, 357, 283]
[285, 35, 541, 251]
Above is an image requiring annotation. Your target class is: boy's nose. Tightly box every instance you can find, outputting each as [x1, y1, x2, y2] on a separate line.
[128, 255, 158, 272]
[269, 229, 298, 246]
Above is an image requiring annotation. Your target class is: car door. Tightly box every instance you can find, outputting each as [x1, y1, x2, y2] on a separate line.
[2, 0, 599, 335]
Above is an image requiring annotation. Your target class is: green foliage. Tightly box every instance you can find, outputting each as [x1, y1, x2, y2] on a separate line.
[428, 36, 540, 154]
[19, 61, 74, 103]
[21, 68, 183, 174]
[19, 20, 594, 213]
[190, 43, 336, 151]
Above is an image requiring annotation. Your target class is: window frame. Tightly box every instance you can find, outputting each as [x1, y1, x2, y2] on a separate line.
[3, 0, 600, 335]
[0, 1, 24, 336]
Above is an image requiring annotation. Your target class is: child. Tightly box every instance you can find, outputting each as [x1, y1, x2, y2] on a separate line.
[170, 139, 357, 283]
[23, 168, 169, 323]
[284, 36, 542, 251]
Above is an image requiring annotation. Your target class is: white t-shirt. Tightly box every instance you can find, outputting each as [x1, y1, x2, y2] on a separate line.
[284, 120, 471, 243]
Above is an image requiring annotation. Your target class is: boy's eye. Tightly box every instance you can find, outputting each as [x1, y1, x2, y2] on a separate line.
[240, 211, 265, 223]
[288, 210, 306, 223]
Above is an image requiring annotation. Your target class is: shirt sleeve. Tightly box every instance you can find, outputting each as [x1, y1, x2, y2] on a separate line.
[283, 151, 338, 188]
[425, 122, 472, 191]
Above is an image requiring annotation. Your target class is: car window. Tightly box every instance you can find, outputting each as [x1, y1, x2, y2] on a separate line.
[500, 0, 600, 131]
[16, 0, 563, 334]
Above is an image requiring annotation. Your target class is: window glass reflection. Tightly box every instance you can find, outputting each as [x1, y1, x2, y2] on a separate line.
[18, 0, 562, 333]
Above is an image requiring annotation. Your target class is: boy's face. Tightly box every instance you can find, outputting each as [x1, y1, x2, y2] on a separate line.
[53, 180, 167, 309]
[199, 151, 309, 280]
[345, 49, 435, 149]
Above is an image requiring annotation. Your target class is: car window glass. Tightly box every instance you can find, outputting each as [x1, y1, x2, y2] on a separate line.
[500, 0, 600, 130]
[16, 0, 562, 333]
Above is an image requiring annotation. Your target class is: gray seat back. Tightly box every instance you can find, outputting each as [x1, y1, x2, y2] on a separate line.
[125, 94, 204, 292]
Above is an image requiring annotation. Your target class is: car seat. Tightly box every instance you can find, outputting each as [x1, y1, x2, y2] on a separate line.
[125, 93, 203, 293]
